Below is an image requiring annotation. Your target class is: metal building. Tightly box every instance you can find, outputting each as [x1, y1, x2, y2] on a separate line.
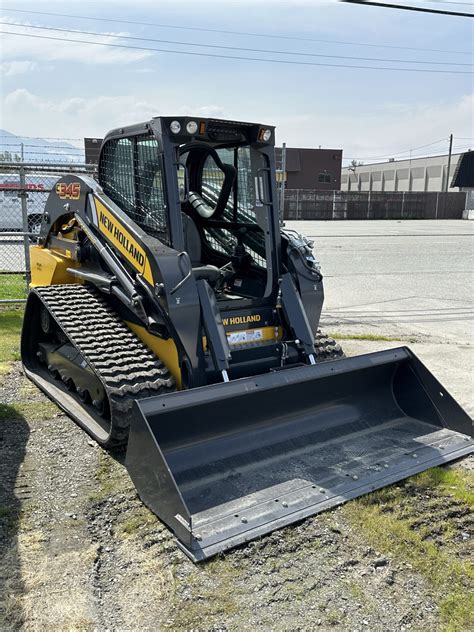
[341, 152, 468, 193]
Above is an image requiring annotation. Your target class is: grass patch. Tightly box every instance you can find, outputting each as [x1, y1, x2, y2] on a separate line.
[0, 273, 27, 301]
[88, 451, 126, 502]
[412, 467, 474, 507]
[0, 306, 23, 363]
[343, 467, 474, 631]
[328, 332, 410, 343]
[0, 401, 58, 422]
[119, 505, 157, 536]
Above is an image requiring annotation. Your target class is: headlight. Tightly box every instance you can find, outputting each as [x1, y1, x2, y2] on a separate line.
[262, 129, 272, 142]
[186, 120, 198, 135]
[170, 120, 181, 134]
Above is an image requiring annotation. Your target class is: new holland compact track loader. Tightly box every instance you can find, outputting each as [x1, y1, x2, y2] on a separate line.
[21, 116, 473, 561]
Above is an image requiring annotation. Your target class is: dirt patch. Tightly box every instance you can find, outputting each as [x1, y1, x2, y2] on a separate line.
[1, 361, 472, 631]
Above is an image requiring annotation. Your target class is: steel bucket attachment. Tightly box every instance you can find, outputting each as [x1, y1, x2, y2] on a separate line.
[126, 347, 473, 561]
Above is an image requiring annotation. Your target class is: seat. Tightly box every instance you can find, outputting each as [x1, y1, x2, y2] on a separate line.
[182, 214, 221, 285]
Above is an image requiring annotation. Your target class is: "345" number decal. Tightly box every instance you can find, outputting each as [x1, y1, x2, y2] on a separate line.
[56, 182, 81, 200]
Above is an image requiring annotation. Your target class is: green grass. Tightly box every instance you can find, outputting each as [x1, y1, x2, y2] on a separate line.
[119, 505, 157, 536]
[0, 401, 58, 422]
[343, 467, 474, 632]
[412, 467, 474, 507]
[328, 332, 411, 343]
[0, 274, 27, 301]
[0, 307, 23, 364]
[88, 451, 128, 502]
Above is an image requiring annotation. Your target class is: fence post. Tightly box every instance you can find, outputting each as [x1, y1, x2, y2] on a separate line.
[296, 188, 300, 220]
[19, 165, 31, 287]
[367, 190, 371, 219]
[435, 192, 439, 219]
[333, 190, 336, 220]
[401, 191, 405, 219]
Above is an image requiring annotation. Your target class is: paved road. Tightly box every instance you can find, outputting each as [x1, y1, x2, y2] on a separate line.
[287, 219, 474, 413]
[287, 220, 474, 342]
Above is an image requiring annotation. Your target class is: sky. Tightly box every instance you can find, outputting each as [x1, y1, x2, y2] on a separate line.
[0, 0, 473, 164]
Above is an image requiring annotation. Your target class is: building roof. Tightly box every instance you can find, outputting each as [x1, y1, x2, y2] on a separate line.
[342, 152, 463, 171]
[451, 151, 474, 188]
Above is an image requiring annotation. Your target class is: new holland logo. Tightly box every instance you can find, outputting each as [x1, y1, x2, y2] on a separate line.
[222, 314, 261, 326]
[99, 211, 145, 267]
[94, 198, 154, 285]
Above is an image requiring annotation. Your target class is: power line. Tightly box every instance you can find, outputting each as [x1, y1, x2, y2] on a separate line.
[1, 30, 472, 74]
[0, 134, 82, 141]
[0, 142, 83, 150]
[340, 0, 474, 17]
[425, 1, 474, 5]
[346, 138, 448, 160]
[2, 6, 471, 55]
[344, 144, 472, 161]
[2, 20, 471, 67]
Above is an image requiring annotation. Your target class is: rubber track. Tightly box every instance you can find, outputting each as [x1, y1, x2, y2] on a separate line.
[33, 284, 175, 445]
[315, 329, 344, 361]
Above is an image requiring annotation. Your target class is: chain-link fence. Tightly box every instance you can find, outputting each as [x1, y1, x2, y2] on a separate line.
[283, 189, 468, 220]
[0, 162, 96, 302]
[0, 162, 470, 302]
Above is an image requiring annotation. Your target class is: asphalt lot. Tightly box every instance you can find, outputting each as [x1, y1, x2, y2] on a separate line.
[287, 219, 474, 414]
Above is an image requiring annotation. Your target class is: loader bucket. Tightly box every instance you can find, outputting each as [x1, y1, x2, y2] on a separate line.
[126, 347, 473, 561]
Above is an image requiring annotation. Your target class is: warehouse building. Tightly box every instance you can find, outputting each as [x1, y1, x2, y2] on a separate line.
[275, 147, 343, 190]
[341, 152, 468, 193]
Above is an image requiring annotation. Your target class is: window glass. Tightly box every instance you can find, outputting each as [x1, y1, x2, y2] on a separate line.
[99, 136, 170, 244]
[136, 137, 169, 242]
[100, 138, 135, 214]
[198, 146, 268, 269]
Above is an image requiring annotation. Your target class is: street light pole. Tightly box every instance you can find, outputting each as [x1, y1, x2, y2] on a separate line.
[445, 134, 453, 194]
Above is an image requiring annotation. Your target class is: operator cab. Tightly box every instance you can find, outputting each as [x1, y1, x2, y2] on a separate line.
[98, 116, 280, 301]
[178, 139, 271, 299]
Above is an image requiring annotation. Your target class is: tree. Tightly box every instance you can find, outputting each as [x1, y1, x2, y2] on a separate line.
[348, 159, 364, 172]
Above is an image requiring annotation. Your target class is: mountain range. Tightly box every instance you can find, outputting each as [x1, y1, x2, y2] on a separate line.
[0, 130, 85, 163]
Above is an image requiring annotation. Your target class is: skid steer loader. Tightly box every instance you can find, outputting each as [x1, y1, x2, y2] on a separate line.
[21, 116, 473, 561]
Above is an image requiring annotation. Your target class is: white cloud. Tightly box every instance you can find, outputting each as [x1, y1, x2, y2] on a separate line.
[0, 17, 152, 65]
[1, 88, 472, 164]
[269, 94, 474, 161]
[1, 90, 227, 139]
[177, 104, 225, 118]
[0, 60, 38, 77]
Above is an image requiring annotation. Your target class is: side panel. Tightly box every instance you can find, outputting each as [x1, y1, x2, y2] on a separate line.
[30, 246, 80, 287]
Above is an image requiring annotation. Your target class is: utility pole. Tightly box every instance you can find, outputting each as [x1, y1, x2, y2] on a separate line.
[445, 134, 453, 193]
[20, 142, 24, 163]
[280, 142, 286, 225]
